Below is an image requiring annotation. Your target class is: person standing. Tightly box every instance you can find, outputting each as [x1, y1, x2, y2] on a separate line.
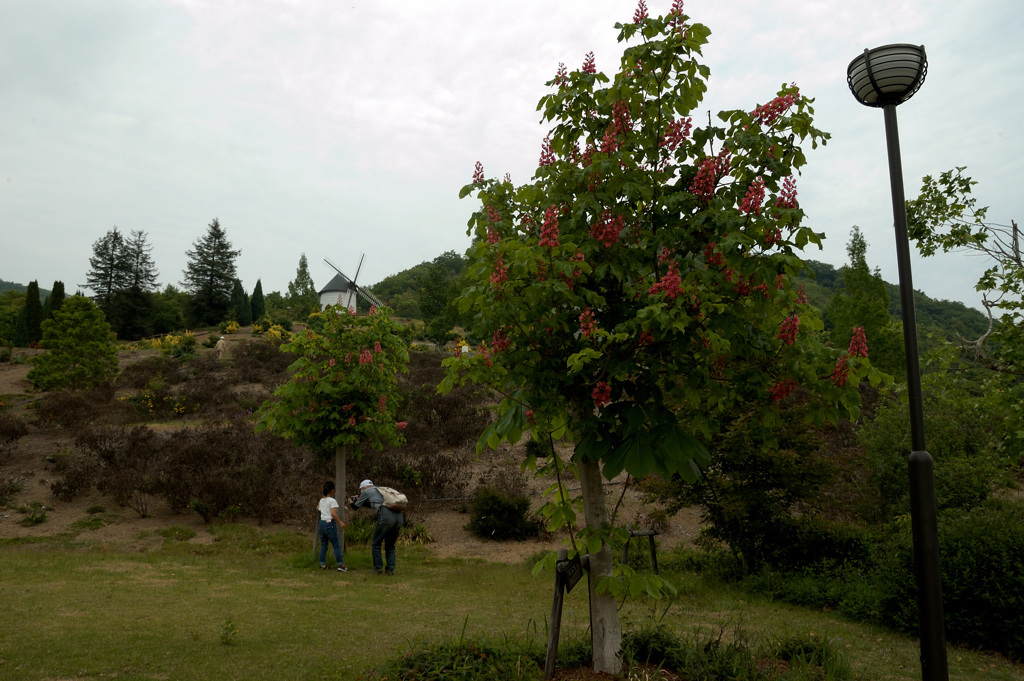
[318, 481, 347, 572]
[349, 479, 403, 575]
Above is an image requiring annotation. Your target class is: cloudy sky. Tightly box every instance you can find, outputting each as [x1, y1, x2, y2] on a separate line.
[2, 0, 1021, 312]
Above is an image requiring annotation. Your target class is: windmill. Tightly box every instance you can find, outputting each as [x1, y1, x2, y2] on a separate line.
[319, 254, 385, 311]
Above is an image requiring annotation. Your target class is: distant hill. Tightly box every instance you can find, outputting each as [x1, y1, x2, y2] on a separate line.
[0, 279, 52, 300]
[801, 260, 989, 343]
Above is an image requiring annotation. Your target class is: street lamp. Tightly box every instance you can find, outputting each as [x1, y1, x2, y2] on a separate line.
[847, 44, 948, 681]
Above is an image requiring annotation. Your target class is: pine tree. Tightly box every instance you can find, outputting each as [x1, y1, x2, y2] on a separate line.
[43, 281, 66, 321]
[27, 295, 119, 390]
[250, 279, 266, 323]
[116, 230, 160, 340]
[85, 228, 129, 310]
[181, 219, 240, 327]
[230, 279, 252, 326]
[286, 254, 318, 320]
[20, 281, 44, 346]
[827, 227, 905, 375]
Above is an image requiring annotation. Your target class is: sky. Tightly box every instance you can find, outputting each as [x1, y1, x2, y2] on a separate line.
[1, 0, 1021, 313]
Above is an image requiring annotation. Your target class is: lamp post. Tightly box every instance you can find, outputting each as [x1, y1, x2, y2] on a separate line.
[847, 44, 948, 681]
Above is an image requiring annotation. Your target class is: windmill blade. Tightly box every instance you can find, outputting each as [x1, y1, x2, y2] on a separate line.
[352, 253, 365, 285]
[355, 286, 385, 309]
[323, 257, 353, 284]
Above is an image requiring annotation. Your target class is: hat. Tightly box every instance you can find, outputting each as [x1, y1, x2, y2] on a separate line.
[359, 479, 374, 489]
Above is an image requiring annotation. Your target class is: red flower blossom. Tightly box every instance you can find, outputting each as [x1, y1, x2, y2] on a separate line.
[769, 379, 797, 402]
[492, 328, 510, 353]
[633, 0, 648, 23]
[374, 341, 383, 354]
[359, 350, 373, 365]
[592, 381, 612, 408]
[472, 161, 484, 184]
[740, 176, 766, 215]
[750, 90, 798, 126]
[378, 394, 387, 413]
[539, 204, 560, 248]
[395, 421, 407, 430]
[368, 305, 377, 316]
[490, 255, 507, 287]
[777, 175, 798, 209]
[591, 210, 624, 248]
[690, 149, 731, 198]
[348, 416, 357, 427]
[539, 135, 555, 167]
[638, 331, 654, 347]
[487, 227, 500, 245]
[328, 357, 336, 367]
[579, 308, 597, 337]
[582, 51, 596, 74]
[648, 261, 683, 300]
[554, 62, 568, 88]
[848, 326, 868, 358]
[777, 314, 800, 345]
[831, 356, 850, 386]
[660, 117, 692, 151]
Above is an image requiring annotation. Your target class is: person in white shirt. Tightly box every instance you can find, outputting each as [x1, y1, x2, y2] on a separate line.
[317, 481, 347, 572]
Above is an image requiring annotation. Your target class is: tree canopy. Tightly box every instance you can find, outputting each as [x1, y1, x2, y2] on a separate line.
[181, 219, 240, 327]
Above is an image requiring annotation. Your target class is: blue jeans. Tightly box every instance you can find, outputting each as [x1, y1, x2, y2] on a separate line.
[318, 520, 343, 567]
[372, 507, 403, 573]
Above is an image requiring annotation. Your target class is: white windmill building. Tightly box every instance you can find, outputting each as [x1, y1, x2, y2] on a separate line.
[319, 255, 385, 311]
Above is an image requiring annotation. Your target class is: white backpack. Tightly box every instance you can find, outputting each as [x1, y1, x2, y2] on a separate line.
[376, 486, 408, 512]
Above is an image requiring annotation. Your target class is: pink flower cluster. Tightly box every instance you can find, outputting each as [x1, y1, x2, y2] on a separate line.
[848, 326, 868, 357]
[660, 117, 692, 152]
[777, 175, 798, 209]
[777, 314, 800, 345]
[750, 91, 798, 127]
[591, 210, 624, 248]
[579, 308, 596, 337]
[703, 242, 725, 267]
[831, 356, 850, 386]
[633, 0, 648, 23]
[539, 135, 555, 167]
[539, 205, 560, 249]
[769, 378, 797, 402]
[472, 161, 484, 184]
[490, 255, 507, 287]
[668, 0, 686, 34]
[492, 328, 510, 353]
[359, 350, 373, 365]
[638, 330, 654, 347]
[648, 261, 683, 300]
[378, 394, 387, 413]
[368, 305, 377, 316]
[592, 381, 612, 408]
[396, 421, 407, 430]
[487, 227, 500, 245]
[555, 62, 568, 87]
[487, 205, 501, 224]
[582, 51, 596, 75]
[690, 149, 731, 198]
[374, 341, 383, 354]
[740, 176, 766, 215]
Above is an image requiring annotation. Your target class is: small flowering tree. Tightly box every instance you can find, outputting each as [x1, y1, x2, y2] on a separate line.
[443, 3, 878, 674]
[256, 305, 409, 515]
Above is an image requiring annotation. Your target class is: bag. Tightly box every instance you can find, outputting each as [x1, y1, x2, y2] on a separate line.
[376, 486, 408, 512]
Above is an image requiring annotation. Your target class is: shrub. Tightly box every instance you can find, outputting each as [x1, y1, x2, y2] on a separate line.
[875, 500, 1024, 660]
[467, 487, 542, 541]
[360, 636, 543, 681]
[35, 387, 132, 428]
[0, 412, 28, 457]
[28, 296, 119, 390]
[232, 340, 291, 386]
[49, 450, 100, 502]
[18, 500, 48, 525]
[78, 425, 163, 518]
[117, 356, 186, 389]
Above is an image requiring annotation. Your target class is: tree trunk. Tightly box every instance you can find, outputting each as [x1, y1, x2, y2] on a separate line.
[335, 446, 347, 552]
[578, 457, 622, 675]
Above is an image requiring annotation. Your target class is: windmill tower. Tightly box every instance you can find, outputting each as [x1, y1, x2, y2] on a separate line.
[319, 255, 385, 311]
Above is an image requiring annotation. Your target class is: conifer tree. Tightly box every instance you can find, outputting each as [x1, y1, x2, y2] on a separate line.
[250, 279, 266, 323]
[43, 281, 66, 321]
[286, 254, 318, 320]
[16, 281, 44, 346]
[85, 228, 129, 311]
[28, 295, 118, 390]
[181, 219, 240, 327]
[230, 279, 252, 326]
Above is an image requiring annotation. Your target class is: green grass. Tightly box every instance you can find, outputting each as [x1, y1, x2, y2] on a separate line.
[0, 529, 1019, 680]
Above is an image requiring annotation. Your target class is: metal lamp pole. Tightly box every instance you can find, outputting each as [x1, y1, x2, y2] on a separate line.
[847, 44, 948, 681]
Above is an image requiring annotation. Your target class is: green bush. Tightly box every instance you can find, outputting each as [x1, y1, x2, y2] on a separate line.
[875, 501, 1024, 660]
[360, 636, 543, 681]
[467, 487, 542, 541]
[28, 296, 119, 390]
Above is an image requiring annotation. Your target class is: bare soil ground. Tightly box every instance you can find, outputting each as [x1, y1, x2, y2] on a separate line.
[0, 339, 700, 563]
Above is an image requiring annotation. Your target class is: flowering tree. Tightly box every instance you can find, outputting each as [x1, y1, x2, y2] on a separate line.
[256, 306, 409, 514]
[443, 2, 876, 673]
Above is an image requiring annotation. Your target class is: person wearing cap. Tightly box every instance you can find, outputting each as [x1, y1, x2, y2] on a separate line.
[349, 479, 403, 576]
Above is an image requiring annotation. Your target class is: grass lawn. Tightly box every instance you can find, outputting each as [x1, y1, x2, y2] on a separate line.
[0, 526, 1020, 680]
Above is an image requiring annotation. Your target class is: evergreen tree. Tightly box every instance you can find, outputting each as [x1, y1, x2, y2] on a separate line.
[827, 227, 905, 375]
[85, 228, 129, 310]
[230, 279, 252, 326]
[43, 281, 66, 321]
[27, 295, 118, 390]
[181, 218, 240, 327]
[17, 281, 44, 346]
[250, 279, 266, 323]
[286, 254, 318, 320]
